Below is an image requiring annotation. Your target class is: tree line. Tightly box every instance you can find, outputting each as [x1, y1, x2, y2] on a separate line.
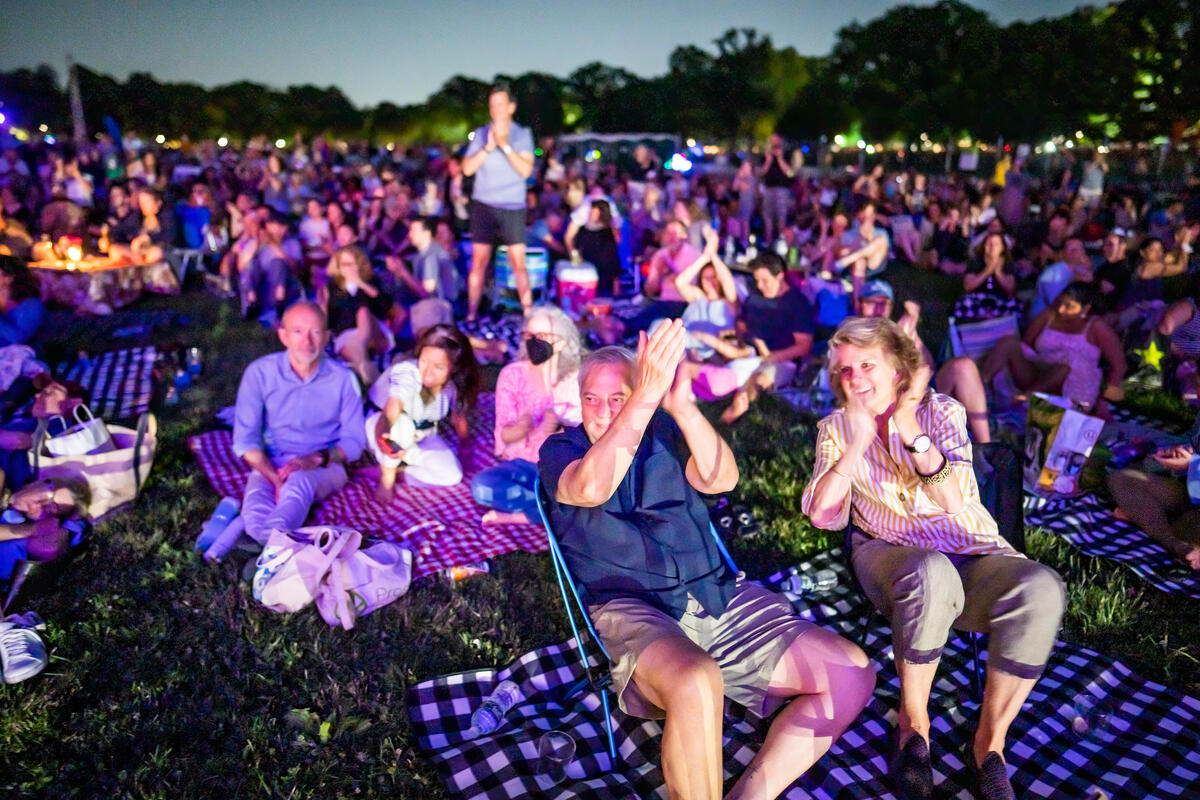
[0, 1, 1194, 147]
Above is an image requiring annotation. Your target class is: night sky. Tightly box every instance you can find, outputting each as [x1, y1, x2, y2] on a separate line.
[1, 0, 1092, 107]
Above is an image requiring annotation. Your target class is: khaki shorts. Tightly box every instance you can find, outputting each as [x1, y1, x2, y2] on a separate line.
[590, 576, 814, 720]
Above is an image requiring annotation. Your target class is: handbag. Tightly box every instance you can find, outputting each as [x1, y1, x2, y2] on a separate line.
[43, 404, 115, 457]
[254, 526, 361, 614]
[316, 540, 413, 630]
[31, 412, 156, 519]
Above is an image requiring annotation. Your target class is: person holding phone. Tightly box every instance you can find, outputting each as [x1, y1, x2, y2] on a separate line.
[366, 324, 481, 503]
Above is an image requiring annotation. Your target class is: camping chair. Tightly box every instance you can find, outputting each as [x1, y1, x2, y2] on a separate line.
[948, 315, 1021, 363]
[532, 478, 738, 767]
[842, 441, 1025, 702]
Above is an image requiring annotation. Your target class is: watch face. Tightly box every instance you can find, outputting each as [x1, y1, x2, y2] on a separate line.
[911, 435, 931, 453]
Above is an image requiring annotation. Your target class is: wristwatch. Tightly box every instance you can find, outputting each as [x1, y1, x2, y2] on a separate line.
[501, 144, 513, 155]
[904, 434, 932, 454]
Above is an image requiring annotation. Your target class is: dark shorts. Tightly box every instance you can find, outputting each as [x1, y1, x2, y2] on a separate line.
[469, 200, 526, 247]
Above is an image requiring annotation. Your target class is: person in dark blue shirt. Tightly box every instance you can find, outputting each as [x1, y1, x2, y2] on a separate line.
[720, 251, 815, 422]
[539, 320, 872, 800]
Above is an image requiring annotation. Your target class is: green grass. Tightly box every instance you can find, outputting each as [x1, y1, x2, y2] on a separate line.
[1, 288, 1198, 798]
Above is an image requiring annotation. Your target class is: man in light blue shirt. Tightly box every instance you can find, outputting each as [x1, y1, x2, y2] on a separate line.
[461, 83, 535, 320]
[233, 300, 366, 544]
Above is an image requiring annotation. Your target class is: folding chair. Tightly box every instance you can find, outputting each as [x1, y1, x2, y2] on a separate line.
[532, 477, 738, 767]
[948, 315, 1021, 363]
[842, 441, 1025, 702]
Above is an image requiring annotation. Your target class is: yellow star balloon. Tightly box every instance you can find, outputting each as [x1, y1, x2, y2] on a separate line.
[1134, 339, 1165, 371]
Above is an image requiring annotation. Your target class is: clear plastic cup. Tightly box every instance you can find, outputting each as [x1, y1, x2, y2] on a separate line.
[535, 731, 576, 785]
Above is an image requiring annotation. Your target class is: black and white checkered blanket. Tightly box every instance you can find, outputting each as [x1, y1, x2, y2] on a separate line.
[1107, 406, 1190, 438]
[56, 345, 157, 420]
[1024, 492, 1200, 599]
[407, 550, 1200, 799]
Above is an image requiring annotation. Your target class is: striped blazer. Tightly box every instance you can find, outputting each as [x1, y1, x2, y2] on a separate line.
[801, 392, 1020, 557]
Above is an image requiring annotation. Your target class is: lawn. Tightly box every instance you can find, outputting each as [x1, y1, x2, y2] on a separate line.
[2, 277, 1197, 799]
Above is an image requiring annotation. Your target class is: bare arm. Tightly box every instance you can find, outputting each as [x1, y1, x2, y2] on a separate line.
[1090, 319, 1127, 390]
[663, 369, 738, 493]
[892, 366, 964, 514]
[555, 321, 686, 507]
[765, 332, 813, 364]
[1022, 309, 1053, 348]
[672, 248, 712, 305]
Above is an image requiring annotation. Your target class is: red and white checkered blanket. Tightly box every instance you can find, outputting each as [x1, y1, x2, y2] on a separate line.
[187, 393, 548, 578]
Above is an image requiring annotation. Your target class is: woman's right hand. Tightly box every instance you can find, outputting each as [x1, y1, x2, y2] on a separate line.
[843, 390, 876, 456]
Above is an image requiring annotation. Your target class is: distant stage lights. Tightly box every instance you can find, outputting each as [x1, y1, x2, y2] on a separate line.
[217, 137, 229, 147]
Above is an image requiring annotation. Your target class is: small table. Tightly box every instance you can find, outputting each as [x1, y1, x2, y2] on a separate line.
[29, 256, 179, 313]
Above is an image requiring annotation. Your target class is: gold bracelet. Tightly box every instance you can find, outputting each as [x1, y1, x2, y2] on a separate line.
[919, 456, 951, 486]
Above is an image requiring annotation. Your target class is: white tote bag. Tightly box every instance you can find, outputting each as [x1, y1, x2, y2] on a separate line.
[44, 404, 115, 457]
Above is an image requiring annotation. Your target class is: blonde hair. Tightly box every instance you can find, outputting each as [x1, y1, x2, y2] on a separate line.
[330, 244, 372, 288]
[827, 316, 923, 407]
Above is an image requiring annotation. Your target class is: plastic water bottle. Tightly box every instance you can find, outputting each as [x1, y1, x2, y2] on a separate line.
[783, 568, 839, 596]
[1187, 453, 1200, 505]
[464, 679, 523, 739]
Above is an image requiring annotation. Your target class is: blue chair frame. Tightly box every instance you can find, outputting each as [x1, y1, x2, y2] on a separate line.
[533, 477, 738, 767]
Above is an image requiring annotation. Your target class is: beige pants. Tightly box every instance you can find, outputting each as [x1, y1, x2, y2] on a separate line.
[850, 530, 1065, 679]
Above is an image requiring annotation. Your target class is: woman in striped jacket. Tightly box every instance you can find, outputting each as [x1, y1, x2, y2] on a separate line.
[801, 316, 1065, 800]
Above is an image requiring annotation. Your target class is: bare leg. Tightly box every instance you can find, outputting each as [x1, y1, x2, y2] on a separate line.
[506, 243, 532, 312]
[467, 242, 493, 321]
[631, 636, 725, 800]
[480, 510, 530, 525]
[725, 627, 874, 800]
[896, 659, 939, 748]
[1109, 468, 1200, 569]
[936, 357, 991, 443]
[972, 669, 1037, 766]
[375, 465, 398, 505]
[720, 370, 772, 423]
[980, 335, 1041, 390]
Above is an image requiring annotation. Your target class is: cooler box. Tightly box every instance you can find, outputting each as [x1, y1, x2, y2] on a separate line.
[555, 261, 598, 317]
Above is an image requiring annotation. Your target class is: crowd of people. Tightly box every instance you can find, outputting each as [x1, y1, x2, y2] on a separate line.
[2, 81, 1200, 798]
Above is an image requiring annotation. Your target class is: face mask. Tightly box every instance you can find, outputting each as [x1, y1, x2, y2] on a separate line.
[526, 336, 553, 365]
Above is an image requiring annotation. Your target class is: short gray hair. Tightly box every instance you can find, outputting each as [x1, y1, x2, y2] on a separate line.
[579, 346, 635, 391]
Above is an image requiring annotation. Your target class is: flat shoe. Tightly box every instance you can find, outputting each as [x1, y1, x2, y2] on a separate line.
[890, 731, 933, 800]
[967, 749, 1016, 800]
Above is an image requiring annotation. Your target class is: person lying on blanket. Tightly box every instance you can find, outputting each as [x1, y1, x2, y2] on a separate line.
[539, 320, 874, 800]
[802, 316, 1066, 800]
[232, 300, 366, 547]
[365, 323, 480, 503]
[1108, 405, 1200, 570]
[471, 305, 581, 526]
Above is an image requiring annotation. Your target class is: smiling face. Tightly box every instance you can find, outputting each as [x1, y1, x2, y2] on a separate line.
[753, 266, 785, 299]
[580, 364, 633, 443]
[417, 346, 452, 392]
[833, 342, 900, 415]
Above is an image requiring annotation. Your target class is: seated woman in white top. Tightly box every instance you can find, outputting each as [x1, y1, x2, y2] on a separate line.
[366, 324, 480, 503]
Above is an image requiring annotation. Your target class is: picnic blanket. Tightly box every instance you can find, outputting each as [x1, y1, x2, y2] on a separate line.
[1024, 492, 1200, 599]
[1108, 405, 1190, 438]
[407, 550, 1200, 800]
[188, 392, 547, 578]
[55, 345, 157, 420]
